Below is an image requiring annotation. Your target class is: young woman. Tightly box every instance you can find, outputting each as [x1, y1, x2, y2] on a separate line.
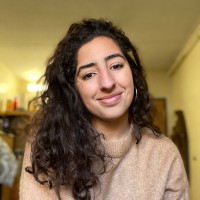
[20, 19, 189, 200]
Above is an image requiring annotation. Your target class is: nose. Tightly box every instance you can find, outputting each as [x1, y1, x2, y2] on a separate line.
[99, 69, 115, 91]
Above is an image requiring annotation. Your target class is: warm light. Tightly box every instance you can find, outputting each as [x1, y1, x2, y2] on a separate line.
[22, 68, 44, 82]
[0, 82, 9, 93]
[27, 83, 46, 93]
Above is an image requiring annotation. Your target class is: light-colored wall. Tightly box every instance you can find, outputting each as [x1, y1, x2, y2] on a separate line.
[0, 63, 29, 111]
[0, 63, 20, 110]
[170, 35, 200, 200]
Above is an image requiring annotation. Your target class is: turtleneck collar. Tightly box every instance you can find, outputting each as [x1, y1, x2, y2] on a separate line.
[100, 125, 134, 158]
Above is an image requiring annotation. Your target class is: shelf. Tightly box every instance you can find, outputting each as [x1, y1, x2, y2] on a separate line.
[0, 110, 30, 117]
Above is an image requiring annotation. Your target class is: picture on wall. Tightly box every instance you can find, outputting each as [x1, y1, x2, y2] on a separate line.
[150, 98, 167, 135]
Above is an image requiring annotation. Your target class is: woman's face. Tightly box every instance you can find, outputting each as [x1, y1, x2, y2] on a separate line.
[75, 36, 134, 122]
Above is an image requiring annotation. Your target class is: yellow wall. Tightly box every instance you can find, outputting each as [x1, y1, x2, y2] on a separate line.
[170, 36, 200, 199]
[0, 63, 29, 111]
[0, 63, 19, 110]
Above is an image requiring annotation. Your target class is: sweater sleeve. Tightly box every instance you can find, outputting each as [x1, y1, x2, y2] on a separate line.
[19, 142, 57, 200]
[163, 142, 189, 200]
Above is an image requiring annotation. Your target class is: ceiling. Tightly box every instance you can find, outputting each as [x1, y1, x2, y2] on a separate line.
[0, 0, 200, 81]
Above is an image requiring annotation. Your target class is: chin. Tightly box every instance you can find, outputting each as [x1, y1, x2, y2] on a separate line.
[95, 110, 129, 122]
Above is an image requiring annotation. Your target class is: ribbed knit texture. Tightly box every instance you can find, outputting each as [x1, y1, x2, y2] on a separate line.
[20, 128, 189, 200]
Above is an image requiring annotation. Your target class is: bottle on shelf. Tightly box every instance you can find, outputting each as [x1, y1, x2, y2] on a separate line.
[13, 97, 18, 110]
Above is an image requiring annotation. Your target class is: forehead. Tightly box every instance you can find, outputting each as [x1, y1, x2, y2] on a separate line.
[77, 36, 122, 62]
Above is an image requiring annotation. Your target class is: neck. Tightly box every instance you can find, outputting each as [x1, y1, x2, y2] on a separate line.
[92, 114, 131, 141]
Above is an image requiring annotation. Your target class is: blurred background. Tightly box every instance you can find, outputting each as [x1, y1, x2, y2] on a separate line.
[0, 0, 200, 199]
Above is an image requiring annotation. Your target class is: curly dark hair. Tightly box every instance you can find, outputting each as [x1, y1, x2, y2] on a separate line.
[26, 18, 160, 200]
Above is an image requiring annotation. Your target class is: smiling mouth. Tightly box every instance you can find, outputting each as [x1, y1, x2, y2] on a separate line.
[98, 92, 122, 106]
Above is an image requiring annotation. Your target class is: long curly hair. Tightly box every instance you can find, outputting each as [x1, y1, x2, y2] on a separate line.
[26, 18, 160, 200]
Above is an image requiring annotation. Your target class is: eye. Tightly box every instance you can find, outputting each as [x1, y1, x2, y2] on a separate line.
[82, 72, 96, 80]
[110, 63, 124, 70]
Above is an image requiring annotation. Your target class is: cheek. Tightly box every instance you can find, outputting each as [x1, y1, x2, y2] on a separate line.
[117, 69, 134, 88]
[128, 74, 134, 97]
[119, 70, 134, 100]
[75, 82, 95, 104]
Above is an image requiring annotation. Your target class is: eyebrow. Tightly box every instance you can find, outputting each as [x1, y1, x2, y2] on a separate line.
[105, 53, 125, 62]
[76, 53, 126, 75]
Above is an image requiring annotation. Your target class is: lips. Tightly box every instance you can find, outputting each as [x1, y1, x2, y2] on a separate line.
[97, 92, 122, 106]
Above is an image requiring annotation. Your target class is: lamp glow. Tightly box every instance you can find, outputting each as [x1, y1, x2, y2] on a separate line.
[27, 83, 46, 93]
[0, 82, 9, 93]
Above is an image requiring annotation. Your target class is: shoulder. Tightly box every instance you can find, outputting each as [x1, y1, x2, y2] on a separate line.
[138, 127, 188, 183]
[135, 128, 189, 198]
[20, 141, 74, 200]
[135, 127, 185, 170]
[139, 127, 179, 155]
[20, 142, 54, 199]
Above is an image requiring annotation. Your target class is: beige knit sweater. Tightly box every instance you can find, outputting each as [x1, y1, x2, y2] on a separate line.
[19, 128, 189, 200]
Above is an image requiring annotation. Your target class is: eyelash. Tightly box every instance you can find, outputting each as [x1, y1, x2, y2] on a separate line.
[110, 63, 124, 70]
[82, 72, 96, 80]
[82, 63, 124, 80]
